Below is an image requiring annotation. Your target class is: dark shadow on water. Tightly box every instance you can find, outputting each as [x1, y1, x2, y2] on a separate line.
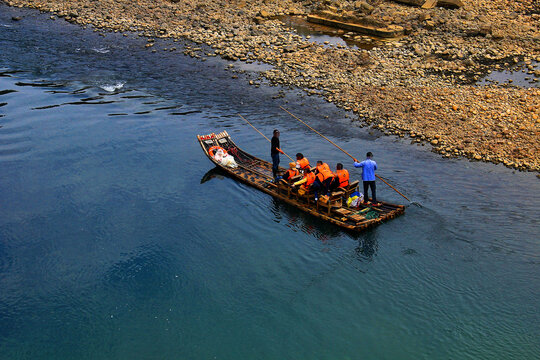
[0, 69, 25, 77]
[287, 230, 379, 305]
[0, 89, 17, 96]
[200, 167, 227, 184]
[269, 197, 362, 241]
[354, 230, 378, 261]
[15, 81, 65, 88]
[200, 167, 373, 241]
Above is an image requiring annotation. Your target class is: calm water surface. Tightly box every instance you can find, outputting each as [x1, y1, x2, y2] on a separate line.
[1, 5, 539, 359]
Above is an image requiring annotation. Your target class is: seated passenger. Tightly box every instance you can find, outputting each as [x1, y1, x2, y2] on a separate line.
[330, 163, 350, 191]
[314, 160, 331, 174]
[295, 153, 310, 173]
[281, 162, 300, 182]
[292, 168, 316, 195]
[313, 164, 334, 200]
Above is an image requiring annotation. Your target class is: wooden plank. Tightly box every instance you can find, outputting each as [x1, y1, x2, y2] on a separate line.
[421, 0, 437, 9]
[306, 14, 404, 38]
[348, 214, 365, 221]
[334, 208, 352, 215]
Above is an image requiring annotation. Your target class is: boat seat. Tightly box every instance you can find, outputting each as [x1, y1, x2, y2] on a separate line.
[277, 179, 314, 205]
[294, 185, 315, 205]
[338, 180, 360, 198]
[289, 174, 302, 183]
[317, 191, 344, 215]
[277, 179, 293, 196]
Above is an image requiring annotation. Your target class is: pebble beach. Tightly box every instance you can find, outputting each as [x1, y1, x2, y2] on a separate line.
[4, 0, 539, 172]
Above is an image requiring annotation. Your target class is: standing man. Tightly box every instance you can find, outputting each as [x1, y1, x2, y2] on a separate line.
[271, 129, 284, 180]
[353, 152, 378, 204]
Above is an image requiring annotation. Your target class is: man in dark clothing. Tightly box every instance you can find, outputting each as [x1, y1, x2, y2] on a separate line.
[271, 129, 283, 179]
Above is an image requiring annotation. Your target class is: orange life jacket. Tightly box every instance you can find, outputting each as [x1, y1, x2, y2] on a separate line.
[285, 168, 299, 179]
[297, 157, 310, 170]
[303, 172, 316, 188]
[208, 146, 227, 157]
[335, 169, 349, 187]
[316, 168, 333, 183]
[316, 163, 330, 173]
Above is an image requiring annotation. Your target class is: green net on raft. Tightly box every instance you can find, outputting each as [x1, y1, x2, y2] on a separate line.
[365, 210, 379, 219]
[354, 209, 379, 219]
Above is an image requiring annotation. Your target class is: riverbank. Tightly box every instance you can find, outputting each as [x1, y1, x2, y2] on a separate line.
[1, 6, 540, 359]
[3, 0, 539, 172]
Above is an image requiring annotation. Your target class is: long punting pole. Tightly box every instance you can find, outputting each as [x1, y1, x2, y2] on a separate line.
[280, 106, 411, 202]
[238, 114, 295, 162]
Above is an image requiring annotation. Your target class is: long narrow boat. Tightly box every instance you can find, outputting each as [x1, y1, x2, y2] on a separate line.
[197, 131, 405, 232]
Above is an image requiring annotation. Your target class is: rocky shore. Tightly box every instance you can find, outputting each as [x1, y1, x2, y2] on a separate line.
[4, 0, 539, 172]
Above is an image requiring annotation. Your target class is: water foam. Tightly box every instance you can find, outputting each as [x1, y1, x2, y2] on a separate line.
[100, 82, 125, 92]
[92, 47, 110, 54]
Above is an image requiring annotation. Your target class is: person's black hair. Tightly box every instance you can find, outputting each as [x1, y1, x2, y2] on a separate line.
[336, 163, 343, 170]
[366, 152, 373, 157]
[296, 153, 303, 159]
[316, 160, 323, 165]
[273, 129, 279, 135]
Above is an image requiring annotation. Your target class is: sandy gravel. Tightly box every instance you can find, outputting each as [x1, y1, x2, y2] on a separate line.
[4, 0, 539, 172]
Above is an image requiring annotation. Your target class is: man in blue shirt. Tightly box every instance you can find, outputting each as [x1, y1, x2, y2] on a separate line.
[353, 152, 378, 204]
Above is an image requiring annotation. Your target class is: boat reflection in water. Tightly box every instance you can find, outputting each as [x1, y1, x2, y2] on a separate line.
[200, 167, 380, 259]
[200, 167, 227, 184]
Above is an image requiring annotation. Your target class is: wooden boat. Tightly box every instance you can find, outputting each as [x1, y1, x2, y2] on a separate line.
[197, 131, 405, 232]
[306, 13, 404, 39]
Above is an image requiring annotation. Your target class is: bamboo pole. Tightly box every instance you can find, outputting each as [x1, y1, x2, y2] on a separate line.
[237, 114, 294, 162]
[280, 106, 411, 202]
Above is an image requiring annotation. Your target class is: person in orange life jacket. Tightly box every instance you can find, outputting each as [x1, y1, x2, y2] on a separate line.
[271, 129, 284, 180]
[281, 162, 300, 182]
[295, 153, 310, 173]
[292, 167, 316, 192]
[314, 160, 330, 174]
[329, 163, 350, 191]
[313, 160, 334, 197]
[353, 152, 378, 203]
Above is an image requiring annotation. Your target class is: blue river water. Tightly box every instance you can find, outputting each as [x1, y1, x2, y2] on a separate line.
[0, 4, 539, 359]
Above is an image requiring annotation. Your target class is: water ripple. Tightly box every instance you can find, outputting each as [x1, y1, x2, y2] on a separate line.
[15, 81, 65, 88]
[0, 89, 17, 96]
[102, 244, 177, 301]
[169, 110, 202, 116]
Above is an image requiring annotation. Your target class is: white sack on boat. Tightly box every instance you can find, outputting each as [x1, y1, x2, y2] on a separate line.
[214, 149, 238, 168]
